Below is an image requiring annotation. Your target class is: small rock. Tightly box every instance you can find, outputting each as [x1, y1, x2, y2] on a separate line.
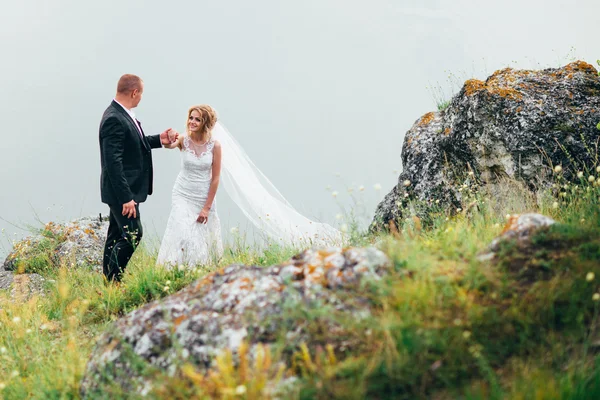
[478, 213, 556, 261]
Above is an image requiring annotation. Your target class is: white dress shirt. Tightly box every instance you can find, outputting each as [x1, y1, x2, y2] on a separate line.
[113, 99, 144, 137]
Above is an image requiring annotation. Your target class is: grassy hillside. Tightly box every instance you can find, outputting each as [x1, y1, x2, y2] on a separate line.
[1, 172, 600, 399]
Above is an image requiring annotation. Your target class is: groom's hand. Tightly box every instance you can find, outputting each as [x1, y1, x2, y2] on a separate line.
[160, 129, 178, 146]
[122, 200, 137, 219]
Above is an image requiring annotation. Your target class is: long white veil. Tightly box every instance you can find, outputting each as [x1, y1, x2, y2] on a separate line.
[211, 122, 343, 247]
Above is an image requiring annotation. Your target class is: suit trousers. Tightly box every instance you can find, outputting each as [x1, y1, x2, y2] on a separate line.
[102, 204, 143, 282]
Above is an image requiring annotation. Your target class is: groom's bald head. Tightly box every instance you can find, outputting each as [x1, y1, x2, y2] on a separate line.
[117, 74, 143, 94]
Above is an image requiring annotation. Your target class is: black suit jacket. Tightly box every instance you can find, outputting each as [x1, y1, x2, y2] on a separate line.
[99, 101, 163, 206]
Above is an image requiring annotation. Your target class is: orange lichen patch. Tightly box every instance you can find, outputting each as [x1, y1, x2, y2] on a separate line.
[194, 271, 217, 290]
[564, 60, 598, 75]
[417, 112, 435, 127]
[464, 79, 485, 96]
[317, 249, 334, 258]
[464, 73, 523, 101]
[501, 214, 520, 234]
[236, 277, 254, 291]
[105, 339, 120, 353]
[489, 67, 511, 78]
[443, 127, 451, 136]
[516, 106, 523, 113]
[487, 81, 523, 101]
[173, 315, 187, 327]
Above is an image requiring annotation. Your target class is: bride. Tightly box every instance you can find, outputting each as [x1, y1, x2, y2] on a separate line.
[156, 105, 341, 268]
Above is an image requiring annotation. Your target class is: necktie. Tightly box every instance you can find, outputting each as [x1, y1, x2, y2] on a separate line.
[134, 119, 144, 138]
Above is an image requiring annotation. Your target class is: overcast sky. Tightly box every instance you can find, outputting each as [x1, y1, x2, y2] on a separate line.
[0, 0, 597, 256]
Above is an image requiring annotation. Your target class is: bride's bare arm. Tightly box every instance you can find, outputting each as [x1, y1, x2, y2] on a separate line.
[164, 134, 183, 150]
[197, 141, 222, 223]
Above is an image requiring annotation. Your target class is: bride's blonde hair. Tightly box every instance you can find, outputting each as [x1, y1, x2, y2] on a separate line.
[187, 104, 218, 141]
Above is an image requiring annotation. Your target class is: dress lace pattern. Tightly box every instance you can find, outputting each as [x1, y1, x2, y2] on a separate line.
[157, 136, 223, 268]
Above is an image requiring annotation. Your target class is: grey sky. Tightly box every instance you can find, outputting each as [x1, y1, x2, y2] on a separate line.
[0, 0, 597, 255]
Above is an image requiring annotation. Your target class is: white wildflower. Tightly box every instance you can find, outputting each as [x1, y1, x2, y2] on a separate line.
[403, 180, 411, 187]
[374, 183, 382, 190]
[331, 191, 338, 198]
[587, 272, 595, 282]
[554, 165, 562, 173]
[235, 385, 247, 395]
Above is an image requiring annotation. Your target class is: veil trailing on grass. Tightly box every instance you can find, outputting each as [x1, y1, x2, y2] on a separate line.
[211, 122, 342, 247]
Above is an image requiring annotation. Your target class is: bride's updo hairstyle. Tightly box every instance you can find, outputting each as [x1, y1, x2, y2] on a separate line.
[187, 104, 218, 141]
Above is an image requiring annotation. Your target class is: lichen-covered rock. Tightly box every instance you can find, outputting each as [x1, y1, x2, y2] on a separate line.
[0, 270, 46, 301]
[0, 270, 13, 290]
[51, 216, 108, 271]
[3, 215, 108, 272]
[478, 213, 556, 261]
[373, 61, 600, 231]
[80, 247, 390, 397]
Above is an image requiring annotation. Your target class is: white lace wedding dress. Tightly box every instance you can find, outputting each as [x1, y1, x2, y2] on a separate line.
[156, 136, 223, 268]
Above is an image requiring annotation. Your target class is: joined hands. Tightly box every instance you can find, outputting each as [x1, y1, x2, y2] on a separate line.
[160, 128, 180, 146]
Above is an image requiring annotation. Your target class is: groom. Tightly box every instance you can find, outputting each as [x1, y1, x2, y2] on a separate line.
[99, 74, 176, 282]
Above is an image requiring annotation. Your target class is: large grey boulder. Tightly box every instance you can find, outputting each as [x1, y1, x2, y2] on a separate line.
[80, 247, 391, 397]
[373, 61, 600, 231]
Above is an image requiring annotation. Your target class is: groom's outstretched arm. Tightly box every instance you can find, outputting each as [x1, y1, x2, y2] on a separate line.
[147, 129, 177, 149]
[100, 117, 134, 204]
[146, 133, 163, 149]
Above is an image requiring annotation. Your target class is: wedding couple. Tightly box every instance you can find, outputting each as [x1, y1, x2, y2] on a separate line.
[99, 74, 340, 282]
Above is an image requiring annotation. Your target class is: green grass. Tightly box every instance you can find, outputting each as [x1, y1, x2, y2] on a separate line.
[1, 173, 600, 399]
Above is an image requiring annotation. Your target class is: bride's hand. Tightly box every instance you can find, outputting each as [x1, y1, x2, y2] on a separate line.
[168, 129, 179, 143]
[197, 208, 209, 224]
